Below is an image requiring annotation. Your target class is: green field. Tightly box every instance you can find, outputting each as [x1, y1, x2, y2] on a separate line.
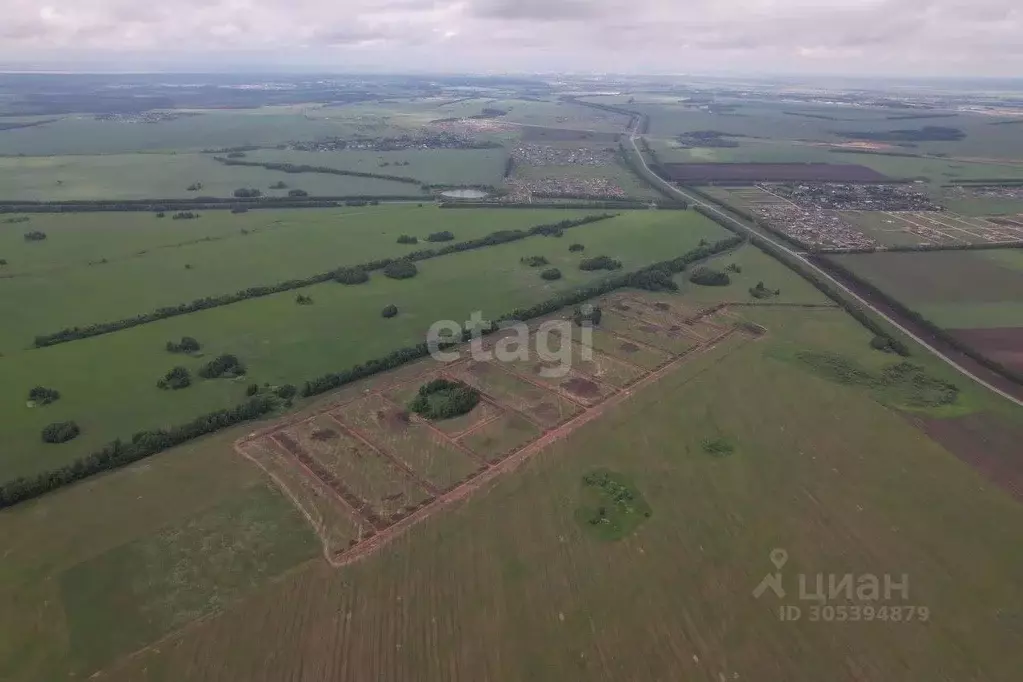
[0, 208, 729, 480]
[0, 152, 427, 200]
[3, 269, 1022, 680]
[245, 147, 508, 188]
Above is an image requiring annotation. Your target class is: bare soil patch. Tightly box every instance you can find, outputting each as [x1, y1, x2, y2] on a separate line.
[620, 342, 640, 353]
[949, 327, 1023, 373]
[563, 377, 601, 399]
[905, 412, 1023, 501]
[662, 162, 888, 183]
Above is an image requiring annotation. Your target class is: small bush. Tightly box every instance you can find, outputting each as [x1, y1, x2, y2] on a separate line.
[334, 267, 370, 285]
[541, 268, 563, 281]
[233, 188, 262, 198]
[296, 294, 314, 305]
[690, 267, 731, 287]
[702, 437, 735, 457]
[579, 256, 622, 272]
[725, 263, 743, 274]
[28, 386, 61, 406]
[166, 336, 201, 354]
[275, 384, 298, 400]
[199, 354, 246, 379]
[172, 212, 199, 220]
[157, 366, 192, 390]
[288, 189, 308, 197]
[23, 231, 47, 242]
[521, 255, 549, 268]
[569, 243, 585, 252]
[42, 421, 80, 444]
[408, 379, 480, 420]
[246, 384, 260, 397]
[426, 231, 455, 242]
[396, 235, 419, 245]
[383, 259, 418, 280]
[270, 181, 288, 189]
[382, 305, 399, 319]
[156, 212, 166, 218]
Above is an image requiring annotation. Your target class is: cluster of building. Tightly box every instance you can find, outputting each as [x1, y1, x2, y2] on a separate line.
[769, 183, 941, 211]
[503, 177, 627, 201]
[750, 203, 879, 250]
[288, 132, 499, 152]
[511, 144, 616, 167]
[93, 112, 198, 123]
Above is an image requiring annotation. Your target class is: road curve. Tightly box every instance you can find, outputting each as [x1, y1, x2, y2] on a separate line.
[626, 133, 1023, 409]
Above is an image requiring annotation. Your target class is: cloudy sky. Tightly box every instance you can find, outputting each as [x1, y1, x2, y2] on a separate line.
[1, 0, 1021, 76]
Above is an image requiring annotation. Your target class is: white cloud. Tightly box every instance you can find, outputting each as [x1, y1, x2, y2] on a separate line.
[0, 0, 1020, 76]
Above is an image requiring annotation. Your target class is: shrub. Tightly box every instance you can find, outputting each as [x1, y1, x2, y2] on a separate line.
[397, 234, 419, 245]
[541, 268, 563, 281]
[270, 181, 288, 190]
[0, 259, 7, 266]
[233, 188, 262, 199]
[572, 305, 603, 326]
[569, 243, 585, 252]
[275, 384, 298, 400]
[383, 259, 418, 280]
[726, 263, 743, 274]
[521, 255, 549, 267]
[748, 281, 778, 299]
[246, 383, 261, 396]
[157, 366, 192, 390]
[166, 336, 201, 354]
[187, 182, 203, 191]
[226, 151, 247, 158]
[296, 294, 314, 305]
[426, 231, 455, 242]
[199, 354, 246, 379]
[42, 421, 80, 444]
[702, 437, 735, 457]
[28, 386, 61, 405]
[23, 231, 47, 242]
[382, 305, 399, 319]
[579, 256, 623, 272]
[156, 212, 166, 218]
[334, 267, 369, 285]
[408, 379, 480, 420]
[172, 212, 199, 220]
[689, 267, 731, 287]
[288, 189, 308, 197]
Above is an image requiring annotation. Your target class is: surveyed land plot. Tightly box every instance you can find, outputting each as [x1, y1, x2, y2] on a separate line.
[335, 393, 483, 490]
[234, 302, 749, 567]
[841, 210, 1023, 247]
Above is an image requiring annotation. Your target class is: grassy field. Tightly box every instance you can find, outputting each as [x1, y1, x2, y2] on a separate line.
[0, 108, 367, 156]
[0, 153, 427, 200]
[512, 161, 662, 200]
[0, 206, 606, 351]
[3, 263, 1023, 680]
[0, 208, 729, 480]
[245, 148, 508, 188]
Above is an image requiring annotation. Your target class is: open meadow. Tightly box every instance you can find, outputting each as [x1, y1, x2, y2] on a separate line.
[2, 240, 1023, 681]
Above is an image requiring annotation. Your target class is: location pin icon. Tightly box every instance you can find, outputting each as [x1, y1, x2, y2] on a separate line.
[770, 548, 789, 570]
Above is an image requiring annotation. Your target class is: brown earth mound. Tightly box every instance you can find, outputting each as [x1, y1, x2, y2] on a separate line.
[563, 377, 601, 398]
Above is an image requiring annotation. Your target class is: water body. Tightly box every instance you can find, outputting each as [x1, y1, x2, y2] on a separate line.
[440, 189, 489, 200]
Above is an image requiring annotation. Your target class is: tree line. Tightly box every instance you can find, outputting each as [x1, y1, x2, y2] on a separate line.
[300, 235, 744, 399]
[0, 397, 277, 509]
[32, 214, 618, 348]
[0, 196, 426, 214]
[213, 156, 425, 186]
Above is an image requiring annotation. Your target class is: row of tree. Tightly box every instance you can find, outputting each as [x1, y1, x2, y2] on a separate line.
[0, 196, 424, 214]
[33, 214, 617, 348]
[213, 157, 424, 186]
[1, 397, 277, 508]
[301, 235, 745, 399]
